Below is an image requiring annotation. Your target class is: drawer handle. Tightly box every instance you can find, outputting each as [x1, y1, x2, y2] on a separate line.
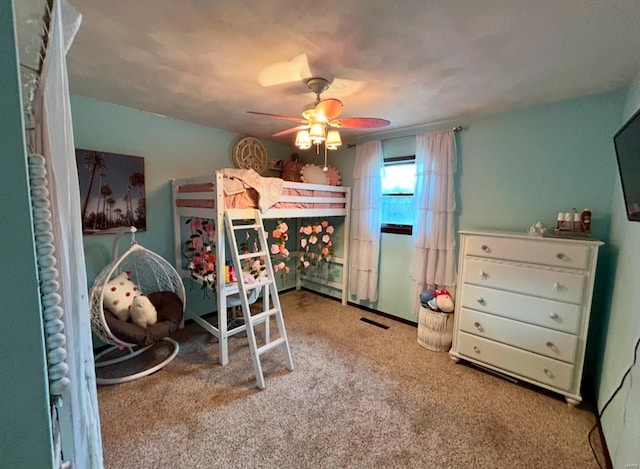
[473, 321, 484, 332]
[473, 346, 481, 354]
[549, 312, 559, 320]
[544, 368, 554, 379]
[546, 341, 555, 348]
[479, 270, 488, 280]
[481, 245, 490, 252]
[556, 252, 566, 260]
[476, 297, 485, 304]
[553, 282, 560, 292]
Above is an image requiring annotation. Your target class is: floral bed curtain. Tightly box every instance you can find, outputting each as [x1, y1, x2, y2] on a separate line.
[409, 130, 457, 316]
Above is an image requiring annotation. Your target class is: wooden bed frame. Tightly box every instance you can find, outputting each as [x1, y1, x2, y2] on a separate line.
[171, 171, 351, 365]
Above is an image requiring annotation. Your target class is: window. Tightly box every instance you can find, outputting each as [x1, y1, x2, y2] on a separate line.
[381, 156, 416, 234]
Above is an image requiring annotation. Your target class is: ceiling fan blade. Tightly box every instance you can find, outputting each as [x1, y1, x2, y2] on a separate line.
[329, 117, 391, 129]
[272, 125, 309, 138]
[314, 98, 343, 122]
[247, 111, 307, 124]
[257, 53, 312, 87]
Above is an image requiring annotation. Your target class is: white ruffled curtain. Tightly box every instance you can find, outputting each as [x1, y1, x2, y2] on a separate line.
[409, 130, 457, 316]
[32, 1, 103, 467]
[349, 141, 384, 302]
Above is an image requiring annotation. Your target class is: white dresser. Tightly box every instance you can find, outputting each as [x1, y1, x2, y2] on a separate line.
[449, 230, 602, 405]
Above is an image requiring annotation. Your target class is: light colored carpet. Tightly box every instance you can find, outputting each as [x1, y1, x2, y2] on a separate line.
[97, 290, 604, 468]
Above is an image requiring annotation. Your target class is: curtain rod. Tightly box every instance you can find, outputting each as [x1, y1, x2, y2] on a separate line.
[347, 125, 463, 149]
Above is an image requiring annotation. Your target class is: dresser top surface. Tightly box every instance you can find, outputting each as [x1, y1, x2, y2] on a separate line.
[459, 229, 604, 246]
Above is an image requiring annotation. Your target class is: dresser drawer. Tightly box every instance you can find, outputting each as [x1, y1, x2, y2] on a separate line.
[456, 332, 574, 391]
[458, 308, 577, 363]
[460, 284, 580, 334]
[462, 259, 585, 304]
[466, 235, 588, 269]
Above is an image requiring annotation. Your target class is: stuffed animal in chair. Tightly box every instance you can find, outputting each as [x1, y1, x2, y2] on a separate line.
[129, 295, 158, 329]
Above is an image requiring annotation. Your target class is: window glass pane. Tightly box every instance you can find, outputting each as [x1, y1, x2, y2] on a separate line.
[381, 159, 415, 229]
[381, 195, 413, 225]
[382, 162, 416, 194]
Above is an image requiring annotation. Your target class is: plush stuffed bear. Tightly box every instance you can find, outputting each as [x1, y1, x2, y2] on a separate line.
[129, 295, 158, 329]
[435, 289, 454, 313]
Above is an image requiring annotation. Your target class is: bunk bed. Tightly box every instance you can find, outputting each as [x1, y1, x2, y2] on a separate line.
[171, 170, 351, 365]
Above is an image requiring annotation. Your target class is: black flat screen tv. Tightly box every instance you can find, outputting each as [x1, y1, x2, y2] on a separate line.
[613, 107, 640, 222]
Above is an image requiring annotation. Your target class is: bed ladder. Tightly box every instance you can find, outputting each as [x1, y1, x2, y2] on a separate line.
[223, 208, 294, 389]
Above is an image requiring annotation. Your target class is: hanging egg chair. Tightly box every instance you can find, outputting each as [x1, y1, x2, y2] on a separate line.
[89, 228, 186, 385]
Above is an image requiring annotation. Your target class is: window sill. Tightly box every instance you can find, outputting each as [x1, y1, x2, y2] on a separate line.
[381, 224, 412, 235]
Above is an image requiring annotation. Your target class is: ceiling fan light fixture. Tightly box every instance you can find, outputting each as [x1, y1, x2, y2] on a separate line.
[248, 76, 390, 156]
[309, 123, 325, 144]
[325, 129, 342, 150]
[295, 130, 312, 150]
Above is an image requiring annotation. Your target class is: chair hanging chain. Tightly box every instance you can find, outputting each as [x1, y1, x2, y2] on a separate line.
[129, 226, 137, 245]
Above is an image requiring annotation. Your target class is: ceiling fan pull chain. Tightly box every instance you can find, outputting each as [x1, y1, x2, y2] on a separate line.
[323, 146, 328, 172]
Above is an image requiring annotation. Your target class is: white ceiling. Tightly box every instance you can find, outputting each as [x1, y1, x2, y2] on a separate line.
[16, 0, 640, 145]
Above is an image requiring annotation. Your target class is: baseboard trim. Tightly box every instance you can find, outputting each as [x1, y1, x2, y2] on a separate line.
[297, 286, 418, 327]
[591, 407, 613, 469]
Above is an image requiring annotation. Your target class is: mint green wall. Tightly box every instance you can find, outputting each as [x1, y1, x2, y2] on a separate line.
[326, 90, 624, 327]
[71, 96, 295, 319]
[597, 76, 640, 467]
[0, 1, 54, 467]
[457, 93, 621, 241]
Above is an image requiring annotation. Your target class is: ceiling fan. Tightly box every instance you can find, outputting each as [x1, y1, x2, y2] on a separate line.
[256, 53, 366, 99]
[247, 77, 390, 154]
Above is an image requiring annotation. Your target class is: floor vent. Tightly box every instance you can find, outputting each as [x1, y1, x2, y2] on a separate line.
[360, 317, 389, 329]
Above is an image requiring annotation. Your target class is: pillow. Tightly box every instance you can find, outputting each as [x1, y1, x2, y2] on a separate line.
[105, 291, 183, 346]
[103, 272, 140, 321]
[281, 161, 303, 182]
[300, 164, 329, 185]
[325, 166, 342, 186]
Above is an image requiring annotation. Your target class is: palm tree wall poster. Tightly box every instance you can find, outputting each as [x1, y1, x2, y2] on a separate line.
[76, 149, 146, 235]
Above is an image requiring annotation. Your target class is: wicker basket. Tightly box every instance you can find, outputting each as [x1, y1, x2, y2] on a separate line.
[417, 306, 454, 352]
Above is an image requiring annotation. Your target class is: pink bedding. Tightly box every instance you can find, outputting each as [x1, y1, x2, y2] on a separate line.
[176, 185, 344, 209]
[275, 188, 343, 209]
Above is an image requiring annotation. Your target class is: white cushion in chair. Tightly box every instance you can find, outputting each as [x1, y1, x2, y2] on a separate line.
[103, 272, 140, 321]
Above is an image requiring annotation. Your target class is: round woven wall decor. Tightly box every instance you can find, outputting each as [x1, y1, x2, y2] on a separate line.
[233, 137, 268, 174]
